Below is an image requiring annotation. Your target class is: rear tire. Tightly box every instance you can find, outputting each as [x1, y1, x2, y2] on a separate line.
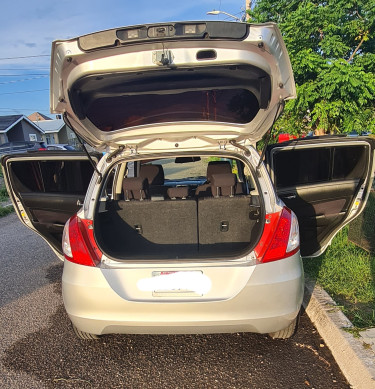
[269, 316, 298, 339]
[72, 324, 100, 340]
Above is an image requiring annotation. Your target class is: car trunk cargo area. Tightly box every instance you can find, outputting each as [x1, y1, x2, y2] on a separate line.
[95, 194, 262, 260]
[94, 156, 264, 260]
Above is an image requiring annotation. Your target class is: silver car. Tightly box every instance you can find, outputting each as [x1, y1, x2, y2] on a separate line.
[2, 21, 374, 340]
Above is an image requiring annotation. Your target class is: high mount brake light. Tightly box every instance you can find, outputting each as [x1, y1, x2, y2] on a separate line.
[62, 216, 102, 267]
[254, 207, 300, 263]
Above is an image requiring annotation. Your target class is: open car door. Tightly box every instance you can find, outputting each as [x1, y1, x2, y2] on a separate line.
[266, 137, 375, 257]
[1, 151, 99, 259]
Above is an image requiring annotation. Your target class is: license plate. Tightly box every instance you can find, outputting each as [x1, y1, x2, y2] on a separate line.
[137, 270, 210, 297]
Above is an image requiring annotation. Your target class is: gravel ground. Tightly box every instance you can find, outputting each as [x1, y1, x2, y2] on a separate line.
[0, 213, 350, 389]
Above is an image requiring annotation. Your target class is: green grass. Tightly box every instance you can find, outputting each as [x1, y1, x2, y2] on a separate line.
[0, 168, 12, 216]
[303, 227, 375, 328]
[0, 205, 13, 217]
[0, 187, 9, 202]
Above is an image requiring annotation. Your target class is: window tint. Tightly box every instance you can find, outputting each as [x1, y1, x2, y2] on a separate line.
[10, 160, 93, 194]
[332, 146, 366, 180]
[273, 144, 367, 189]
[273, 148, 330, 188]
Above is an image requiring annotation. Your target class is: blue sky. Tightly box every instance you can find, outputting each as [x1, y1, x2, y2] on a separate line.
[0, 0, 245, 118]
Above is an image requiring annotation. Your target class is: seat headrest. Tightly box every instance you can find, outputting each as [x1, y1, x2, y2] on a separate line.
[206, 161, 232, 182]
[123, 177, 148, 200]
[140, 164, 164, 185]
[167, 186, 189, 199]
[211, 173, 236, 197]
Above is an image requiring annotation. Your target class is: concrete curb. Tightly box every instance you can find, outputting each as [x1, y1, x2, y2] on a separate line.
[303, 280, 375, 389]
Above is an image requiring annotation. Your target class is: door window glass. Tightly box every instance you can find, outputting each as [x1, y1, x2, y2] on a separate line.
[332, 146, 366, 180]
[273, 148, 330, 188]
[273, 144, 368, 189]
[10, 160, 93, 194]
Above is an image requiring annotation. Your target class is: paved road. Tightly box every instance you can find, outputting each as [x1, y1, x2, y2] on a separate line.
[0, 213, 350, 388]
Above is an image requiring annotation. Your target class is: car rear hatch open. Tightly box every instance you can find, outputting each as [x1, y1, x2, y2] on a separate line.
[50, 21, 296, 151]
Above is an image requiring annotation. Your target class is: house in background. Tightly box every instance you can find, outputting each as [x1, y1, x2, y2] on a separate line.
[34, 117, 79, 147]
[0, 115, 45, 144]
[27, 112, 52, 122]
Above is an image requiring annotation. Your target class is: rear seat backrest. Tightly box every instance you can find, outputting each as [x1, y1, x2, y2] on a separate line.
[111, 198, 199, 258]
[197, 195, 254, 250]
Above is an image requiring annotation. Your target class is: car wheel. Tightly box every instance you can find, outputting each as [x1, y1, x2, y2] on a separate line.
[72, 324, 100, 340]
[268, 316, 298, 339]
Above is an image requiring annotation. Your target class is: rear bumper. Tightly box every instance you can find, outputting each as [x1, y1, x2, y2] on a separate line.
[62, 254, 304, 335]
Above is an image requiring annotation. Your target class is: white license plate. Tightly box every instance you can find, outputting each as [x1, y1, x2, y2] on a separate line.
[137, 271, 211, 297]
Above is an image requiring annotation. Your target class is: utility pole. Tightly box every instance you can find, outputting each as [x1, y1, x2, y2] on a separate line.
[246, 0, 252, 21]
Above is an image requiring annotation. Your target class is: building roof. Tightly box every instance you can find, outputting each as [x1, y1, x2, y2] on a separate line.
[0, 115, 23, 131]
[28, 112, 52, 121]
[34, 118, 65, 133]
[0, 115, 44, 134]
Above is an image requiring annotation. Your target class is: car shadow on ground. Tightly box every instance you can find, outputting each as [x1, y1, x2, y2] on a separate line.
[1, 264, 349, 389]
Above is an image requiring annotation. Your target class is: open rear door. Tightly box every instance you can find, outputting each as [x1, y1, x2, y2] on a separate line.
[266, 137, 375, 257]
[1, 151, 99, 259]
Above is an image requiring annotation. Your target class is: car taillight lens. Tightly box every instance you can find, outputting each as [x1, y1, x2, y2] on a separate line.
[254, 207, 300, 263]
[62, 216, 102, 266]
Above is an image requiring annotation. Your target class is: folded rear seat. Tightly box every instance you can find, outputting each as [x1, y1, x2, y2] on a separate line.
[106, 177, 198, 258]
[198, 173, 255, 255]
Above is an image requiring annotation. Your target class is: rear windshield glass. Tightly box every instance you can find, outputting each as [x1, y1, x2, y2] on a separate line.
[143, 157, 240, 182]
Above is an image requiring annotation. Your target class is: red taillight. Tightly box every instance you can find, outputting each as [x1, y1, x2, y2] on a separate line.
[254, 207, 300, 263]
[38, 147, 47, 151]
[62, 216, 102, 266]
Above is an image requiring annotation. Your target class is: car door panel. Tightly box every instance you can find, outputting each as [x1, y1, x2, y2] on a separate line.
[1, 152, 98, 257]
[20, 192, 83, 221]
[21, 192, 84, 233]
[279, 180, 358, 216]
[266, 138, 374, 257]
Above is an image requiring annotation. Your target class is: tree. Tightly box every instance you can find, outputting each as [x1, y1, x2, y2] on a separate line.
[249, 0, 375, 135]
